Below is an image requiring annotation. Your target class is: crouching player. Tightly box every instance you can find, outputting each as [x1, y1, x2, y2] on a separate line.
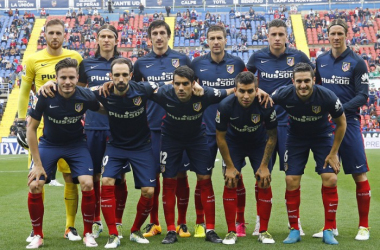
[216, 71, 278, 245]
[271, 63, 346, 245]
[26, 58, 102, 248]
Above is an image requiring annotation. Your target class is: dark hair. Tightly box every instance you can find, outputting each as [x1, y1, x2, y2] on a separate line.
[110, 57, 133, 74]
[55, 58, 78, 75]
[148, 20, 171, 39]
[173, 66, 195, 83]
[328, 18, 348, 35]
[207, 25, 227, 38]
[235, 71, 257, 88]
[268, 19, 287, 33]
[45, 18, 65, 31]
[96, 24, 120, 58]
[292, 62, 314, 79]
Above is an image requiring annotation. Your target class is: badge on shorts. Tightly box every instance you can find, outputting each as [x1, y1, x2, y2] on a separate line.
[251, 114, 260, 124]
[160, 164, 165, 173]
[75, 103, 83, 112]
[226, 65, 234, 74]
[342, 62, 350, 72]
[284, 163, 288, 172]
[133, 96, 142, 106]
[215, 110, 220, 123]
[172, 59, 180, 68]
[287, 57, 295, 66]
[193, 102, 202, 112]
[312, 106, 321, 114]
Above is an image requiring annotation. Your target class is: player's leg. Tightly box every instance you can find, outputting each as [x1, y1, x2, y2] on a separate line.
[128, 146, 156, 244]
[143, 131, 162, 238]
[48, 166, 63, 186]
[114, 173, 128, 239]
[340, 122, 370, 240]
[161, 136, 183, 244]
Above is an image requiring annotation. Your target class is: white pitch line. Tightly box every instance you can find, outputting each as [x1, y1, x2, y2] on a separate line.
[0, 170, 29, 173]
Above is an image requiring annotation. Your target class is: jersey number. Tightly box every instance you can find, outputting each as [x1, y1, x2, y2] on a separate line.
[160, 151, 167, 164]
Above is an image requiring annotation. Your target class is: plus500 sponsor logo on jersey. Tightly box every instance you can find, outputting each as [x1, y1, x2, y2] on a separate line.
[91, 76, 110, 82]
[201, 78, 235, 87]
[261, 70, 293, 79]
[321, 75, 350, 85]
[147, 73, 173, 81]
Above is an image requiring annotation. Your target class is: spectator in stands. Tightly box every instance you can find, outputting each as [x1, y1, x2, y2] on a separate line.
[249, 7, 255, 19]
[1, 34, 7, 43]
[65, 10, 71, 20]
[290, 5, 297, 14]
[369, 90, 377, 106]
[153, 11, 159, 20]
[184, 30, 190, 40]
[139, 2, 145, 15]
[369, 64, 380, 77]
[232, 43, 238, 53]
[316, 46, 325, 58]
[235, 10, 241, 19]
[240, 20, 246, 30]
[229, 8, 235, 19]
[252, 33, 258, 44]
[241, 43, 248, 53]
[268, 7, 274, 15]
[309, 8, 315, 18]
[40, 8, 46, 18]
[108, 0, 114, 13]
[361, 32, 369, 45]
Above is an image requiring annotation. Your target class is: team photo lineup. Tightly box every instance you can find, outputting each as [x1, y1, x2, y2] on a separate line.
[4, 4, 374, 249]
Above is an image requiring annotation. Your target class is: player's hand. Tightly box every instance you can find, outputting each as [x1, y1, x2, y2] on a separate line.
[257, 88, 273, 108]
[323, 153, 340, 174]
[27, 165, 47, 186]
[38, 80, 57, 98]
[100, 81, 114, 97]
[255, 166, 271, 188]
[192, 81, 204, 96]
[16, 120, 28, 149]
[224, 166, 240, 188]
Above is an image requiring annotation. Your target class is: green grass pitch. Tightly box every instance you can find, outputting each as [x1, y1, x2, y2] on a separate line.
[0, 150, 379, 249]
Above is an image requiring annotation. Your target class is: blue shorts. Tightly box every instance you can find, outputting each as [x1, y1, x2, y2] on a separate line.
[272, 125, 287, 171]
[225, 142, 273, 174]
[35, 140, 93, 181]
[284, 134, 336, 176]
[86, 130, 111, 174]
[160, 133, 212, 178]
[102, 144, 157, 189]
[339, 119, 369, 174]
[207, 135, 218, 165]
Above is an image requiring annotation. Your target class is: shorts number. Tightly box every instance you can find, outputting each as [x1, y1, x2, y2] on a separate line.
[284, 150, 288, 163]
[160, 151, 167, 164]
[102, 155, 109, 166]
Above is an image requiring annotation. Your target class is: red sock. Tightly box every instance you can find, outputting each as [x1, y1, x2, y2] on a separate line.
[198, 179, 215, 230]
[176, 176, 189, 225]
[131, 195, 153, 232]
[163, 178, 177, 231]
[194, 183, 204, 224]
[94, 181, 101, 222]
[356, 180, 371, 228]
[81, 190, 95, 235]
[322, 185, 338, 230]
[258, 186, 272, 232]
[236, 176, 246, 224]
[150, 175, 160, 225]
[28, 192, 44, 238]
[255, 182, 259, 216]
[285, 187, 300, 230]
[101, 186, 118, 235]
[114, 181, 128, 224]
[223, 186, 237, 232]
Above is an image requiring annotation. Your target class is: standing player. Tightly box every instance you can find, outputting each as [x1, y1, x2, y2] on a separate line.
[216, 71, 278, 245]
[190, 25, 247, 237]
[314, 19, 371, 240]
[271, 63, 346, 245]
[26, 58, 101, 248]
[77, 24, 128, 239]
[133, 20, 192, 238]
[17, 19, 83, 242]
[246, 19, 313, 235]
[150, 66, 232, 244]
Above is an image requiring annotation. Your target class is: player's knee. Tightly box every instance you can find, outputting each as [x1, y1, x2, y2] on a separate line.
[141, 187, 154, 198]
[29, 181, 44, 193]
[79, 177, 94, 191]
[196, 174, 211, 181]
[285, 175, 300, 190]
[321, 173, 337, 187]
[102, 177, 116, 186]
[352, 172, 368, 182]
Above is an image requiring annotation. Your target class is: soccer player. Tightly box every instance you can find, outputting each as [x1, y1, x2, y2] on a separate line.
[133, 20, 192, 238]
[26, 58, 101, 249]
[216, 71, 278, 245]
[190, 25, 247, 237]
[314, 19, 371, 240]
[77, 24, 128, 239]
[246, 19, 313, 235]
[149, 66, 232, 244]
[271, 63, 346, 245]
[17, 19, 83, 243]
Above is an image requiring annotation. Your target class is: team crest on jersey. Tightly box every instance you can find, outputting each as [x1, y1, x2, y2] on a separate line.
[75, 103, 83, 112]
[312, 106, 321, 114]
[342, 62, 350, 72]
[172, 59, 180, 68]
[193, 102, 202, 112]
[226, 65, 234, 74]
[133, 96, 142, 106]
[251, 114, 260, 124]
[287, 57, 295, 66]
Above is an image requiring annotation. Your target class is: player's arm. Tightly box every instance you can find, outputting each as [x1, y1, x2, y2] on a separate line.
[324, 112, 346, 174]
[78, 61, 88, 87]
[246, 53, 257, 73]
[18, 59, 34, 121]
[26, 117, 47, 185]
[256, 88, 273, 107]
[344, 61, 369, 112]
[216, 129, 239, 187]
[255, 128, 277, 188]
